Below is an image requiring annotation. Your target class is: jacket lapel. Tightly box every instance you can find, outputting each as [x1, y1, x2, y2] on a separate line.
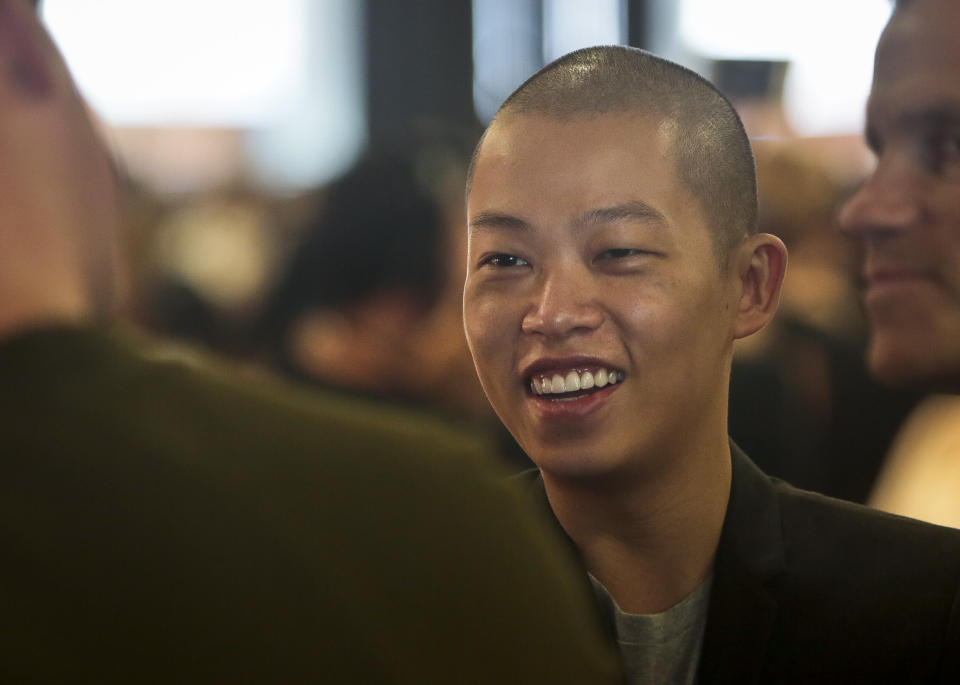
[519, 444, 787, 683]
[697, 443, 786, 684]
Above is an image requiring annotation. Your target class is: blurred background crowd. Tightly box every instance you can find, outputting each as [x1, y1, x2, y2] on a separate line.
[37, 0, 954, 522]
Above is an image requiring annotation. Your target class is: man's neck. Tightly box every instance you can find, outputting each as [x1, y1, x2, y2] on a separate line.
[542, 434, 732, 615]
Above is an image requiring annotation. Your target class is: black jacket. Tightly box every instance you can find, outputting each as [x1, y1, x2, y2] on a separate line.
[521, 444, 960, 683]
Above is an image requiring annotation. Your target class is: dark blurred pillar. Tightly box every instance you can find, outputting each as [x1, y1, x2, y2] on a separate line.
[627, 0, 650, 48]
[365, 0, 478, 142]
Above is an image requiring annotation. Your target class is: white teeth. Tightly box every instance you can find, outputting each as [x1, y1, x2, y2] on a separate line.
[531, 368, 622, 396]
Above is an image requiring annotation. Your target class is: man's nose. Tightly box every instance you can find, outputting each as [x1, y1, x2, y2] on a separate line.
[838, 158, 922, 240]
[521, 265, 603, 340]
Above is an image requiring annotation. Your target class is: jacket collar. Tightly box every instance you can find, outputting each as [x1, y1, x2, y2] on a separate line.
[519, 442, 786, 683]
[696, 442, 786, 683]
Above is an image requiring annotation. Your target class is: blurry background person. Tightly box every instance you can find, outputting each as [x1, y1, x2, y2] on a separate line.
[257, 132, 489, 422]
[253, 131, 533, 466]
[730, 144, 920, 503]
[839, 0, 960, 527]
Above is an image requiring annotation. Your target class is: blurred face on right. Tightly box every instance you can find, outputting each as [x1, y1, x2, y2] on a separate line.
[839, 0, 960, 390]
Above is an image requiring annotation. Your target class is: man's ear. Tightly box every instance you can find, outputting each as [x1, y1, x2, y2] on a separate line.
[731, 232, 787, 340]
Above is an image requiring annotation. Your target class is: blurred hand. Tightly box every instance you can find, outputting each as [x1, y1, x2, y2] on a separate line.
[0, 0, 123, 338]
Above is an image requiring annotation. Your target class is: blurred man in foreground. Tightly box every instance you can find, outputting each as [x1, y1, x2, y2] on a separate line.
[464, 44, 960, 683]
[0, 2, 620, 681]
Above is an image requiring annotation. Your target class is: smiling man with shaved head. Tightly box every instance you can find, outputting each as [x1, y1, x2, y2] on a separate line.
[463, 45, 960, 683]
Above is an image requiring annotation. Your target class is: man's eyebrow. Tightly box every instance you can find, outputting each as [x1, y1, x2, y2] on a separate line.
[578, 201, 667, 228]
[864, 100, 960, 152]
[468, 212, 531, 232]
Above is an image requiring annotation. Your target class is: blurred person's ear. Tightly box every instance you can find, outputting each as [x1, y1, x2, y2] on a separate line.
[731, 233, 788, 340]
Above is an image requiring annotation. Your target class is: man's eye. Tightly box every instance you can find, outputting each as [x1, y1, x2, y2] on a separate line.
[480, 253, 529, 268]
[596, 248, 643, 261]
[942, 135, 960, 164]
[923, 131, 960, 173]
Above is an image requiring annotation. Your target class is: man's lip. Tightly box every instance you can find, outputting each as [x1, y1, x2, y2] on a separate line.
[863, 266, 932, 286]
[528, 383, 619, 420]
[862, 268, 938, 314]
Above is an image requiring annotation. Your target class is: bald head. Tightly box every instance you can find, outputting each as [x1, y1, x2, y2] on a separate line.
[469, 46, 757, 255]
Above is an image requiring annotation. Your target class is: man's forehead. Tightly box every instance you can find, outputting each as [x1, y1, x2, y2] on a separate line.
[487, 109, 671, 143]
[474, 110, 677, 175]
[875, 0, 960, 80]
[868, 1, 960, 129]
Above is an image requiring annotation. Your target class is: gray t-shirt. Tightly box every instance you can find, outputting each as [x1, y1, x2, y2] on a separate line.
[589, 575, 712, 685]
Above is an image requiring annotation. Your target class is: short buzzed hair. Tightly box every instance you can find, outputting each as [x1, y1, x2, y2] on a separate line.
[469, 46, 757, 256]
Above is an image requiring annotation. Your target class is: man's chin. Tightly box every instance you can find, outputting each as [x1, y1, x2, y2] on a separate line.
[867, 335, 960, 392]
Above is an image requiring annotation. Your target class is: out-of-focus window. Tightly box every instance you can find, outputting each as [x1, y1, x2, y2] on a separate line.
[472, 0, 626, 123]
[543, 0, 626, 63]
[672, 0, 892, 136]
[473, 0, 890, 137]
[472, 0, 541, 124]
[42, 0, 365, 192]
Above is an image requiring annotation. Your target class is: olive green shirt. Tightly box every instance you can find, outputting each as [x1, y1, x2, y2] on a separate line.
[0, 325, 620, 683]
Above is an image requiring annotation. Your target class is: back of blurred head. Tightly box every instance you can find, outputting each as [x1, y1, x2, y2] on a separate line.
[260, 134, 489, 418]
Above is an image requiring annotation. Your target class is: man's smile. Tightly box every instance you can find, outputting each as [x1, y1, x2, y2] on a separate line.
[517, 358, 627, 419]
[529, 367, 624, 397]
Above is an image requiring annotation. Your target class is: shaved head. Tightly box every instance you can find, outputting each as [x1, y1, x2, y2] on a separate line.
[469, 46, 757, 256]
